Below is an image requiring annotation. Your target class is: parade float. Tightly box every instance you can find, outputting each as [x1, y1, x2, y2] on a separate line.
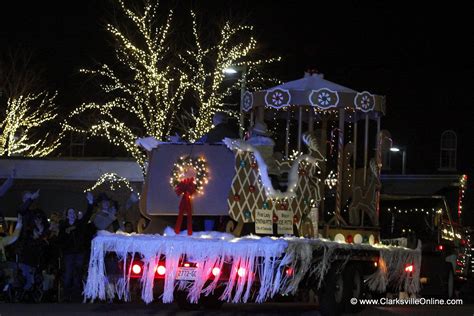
[84, 73, 421, 314]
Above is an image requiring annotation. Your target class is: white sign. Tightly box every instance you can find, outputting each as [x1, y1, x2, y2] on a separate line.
[255, 209, 273, 234]
[276, 210, 294, 235]
[176, 267, 197, 281]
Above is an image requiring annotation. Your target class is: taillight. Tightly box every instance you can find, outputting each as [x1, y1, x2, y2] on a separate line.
[404, 264, 414, 273]
[156, 265, 166, 276]
[132, 264, 142, 274]
[212, 267, 221, 277]
[237, 267, 246, 277]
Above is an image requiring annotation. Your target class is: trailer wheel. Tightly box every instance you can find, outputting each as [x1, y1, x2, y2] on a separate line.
[343, 266, 364, 313]
[319, 268, 344, 316]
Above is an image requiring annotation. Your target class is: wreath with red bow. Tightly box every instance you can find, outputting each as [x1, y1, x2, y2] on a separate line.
[170, 155, 208, 235]
[170, 155, 208, 194]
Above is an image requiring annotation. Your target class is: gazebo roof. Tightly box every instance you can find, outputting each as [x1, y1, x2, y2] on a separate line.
[242, 72, 386, 115]
[274, 73, 357, 93]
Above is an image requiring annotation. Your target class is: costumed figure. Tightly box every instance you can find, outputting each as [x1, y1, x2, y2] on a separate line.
[246, 121, 280, 190]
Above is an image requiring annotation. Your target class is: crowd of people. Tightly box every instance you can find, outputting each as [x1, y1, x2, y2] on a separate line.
[0, 174, 137, 303]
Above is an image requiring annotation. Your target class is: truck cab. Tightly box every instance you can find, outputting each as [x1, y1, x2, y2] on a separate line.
[380, 195, 470, 298]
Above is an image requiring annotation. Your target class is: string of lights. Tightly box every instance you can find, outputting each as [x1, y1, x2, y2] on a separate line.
[84, 172, 135, 193]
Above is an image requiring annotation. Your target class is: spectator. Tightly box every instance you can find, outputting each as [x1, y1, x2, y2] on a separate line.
[0, 214, 22, 288]
[199, 112, 239, 143]
[17, 202, 49, 296]
[92, 193, 123, 232]
[59, 192, 94, 301]
[246, 121, 281, 190]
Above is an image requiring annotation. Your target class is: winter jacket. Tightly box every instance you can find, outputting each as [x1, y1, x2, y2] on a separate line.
[17, 204, 49, 267]
[18, 227, 49, 267]
[59, 202, 93, 255]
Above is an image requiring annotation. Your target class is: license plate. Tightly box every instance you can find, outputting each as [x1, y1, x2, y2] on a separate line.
[176, 267, 197, 281]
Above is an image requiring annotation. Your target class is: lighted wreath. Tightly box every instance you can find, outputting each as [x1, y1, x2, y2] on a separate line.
[170, 155, 209, 194]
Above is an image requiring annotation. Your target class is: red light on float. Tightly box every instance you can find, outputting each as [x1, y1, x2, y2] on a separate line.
[437, 244, 444, 251]
[237, 267, 246, 277]
[285, 267, 294, 276]
[157, 265, 166, 276]
[212, 267, 221, 277]
[132, 264, 142, 274]
[404, 264, 414, 273]
[346, 235, 353, 244]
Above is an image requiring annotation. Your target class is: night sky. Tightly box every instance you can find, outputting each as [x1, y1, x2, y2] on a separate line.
[1, 1, 473, 210]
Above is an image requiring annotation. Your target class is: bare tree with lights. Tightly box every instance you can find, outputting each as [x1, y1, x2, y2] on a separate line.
[64, 0, 189, 168]
[177, 11, 280, 142]
[0, 49, 62, 157]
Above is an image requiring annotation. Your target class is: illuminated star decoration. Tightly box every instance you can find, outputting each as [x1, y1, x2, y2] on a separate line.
[0, 91, 62, 157]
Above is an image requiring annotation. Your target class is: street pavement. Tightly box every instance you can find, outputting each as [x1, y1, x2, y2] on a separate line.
[0, 303, 473, 316]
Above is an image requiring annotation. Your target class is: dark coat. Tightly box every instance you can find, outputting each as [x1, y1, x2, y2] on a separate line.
[16, 200, 50, 267]
[59, 202, 93, 255]
[200, 123, 239, 143]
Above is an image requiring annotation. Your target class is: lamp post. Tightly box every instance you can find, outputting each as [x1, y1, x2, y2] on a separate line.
[223, 66, 248, 138]
[390, 146, 406, 174]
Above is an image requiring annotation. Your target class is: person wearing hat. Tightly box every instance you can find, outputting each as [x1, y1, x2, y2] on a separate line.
[246, 121, 281, 190]
[91, 193, 123, 232]
[199, 112, 239, 143]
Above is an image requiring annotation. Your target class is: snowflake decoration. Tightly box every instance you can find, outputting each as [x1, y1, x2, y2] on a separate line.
[242, 91, 254, 112]
[318, 92, 331, 106]
[272, 92, 283, 105]
[361, 95, 370, 109]
[265, 88, 291, 109]
[324, 170, 338, 189]
[288, 150, 303, 162]
[354, 91, 375, 112]
[309, 88, 339, 110]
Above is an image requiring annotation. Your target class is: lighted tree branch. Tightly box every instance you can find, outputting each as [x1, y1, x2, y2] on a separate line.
[0, 92, 62, 157]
